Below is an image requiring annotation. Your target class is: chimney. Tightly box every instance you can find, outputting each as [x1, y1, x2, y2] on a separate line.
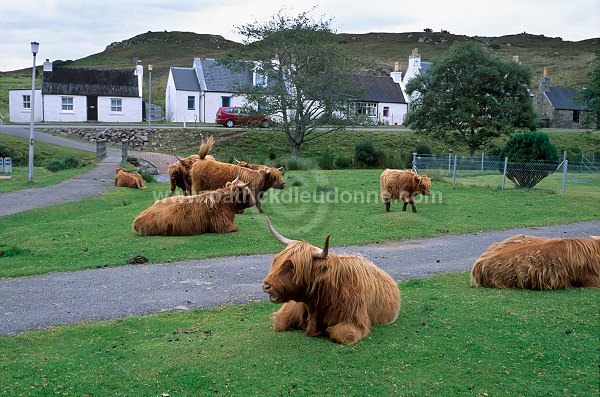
[134, 60, 144, 97]
[43, 59, 52, 72]
[539, 67, 550, 92]
[390, 61, 402, 84]
[512, 55, 520, 63]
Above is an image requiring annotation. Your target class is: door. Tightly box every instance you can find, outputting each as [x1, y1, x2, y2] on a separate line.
[87, 96, 98, 121]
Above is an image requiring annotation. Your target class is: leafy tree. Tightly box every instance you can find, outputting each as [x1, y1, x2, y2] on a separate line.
[499, 131, 559, 188]
[405, 42, 538, 155]
[222, 9, 359, 159]
[575, 49, 600, 129]
[355, 140, 383, 167]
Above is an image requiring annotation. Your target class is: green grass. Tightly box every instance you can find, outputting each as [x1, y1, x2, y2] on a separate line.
[0, 169, 598, 278]
[0, 165, 96, 193]
[0, 272, 597, 396]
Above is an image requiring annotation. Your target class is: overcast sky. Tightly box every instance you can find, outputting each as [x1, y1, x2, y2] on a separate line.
[1, 0, 598, 72]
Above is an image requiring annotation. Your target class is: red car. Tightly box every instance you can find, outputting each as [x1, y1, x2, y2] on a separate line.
[215, 106, 272, 128]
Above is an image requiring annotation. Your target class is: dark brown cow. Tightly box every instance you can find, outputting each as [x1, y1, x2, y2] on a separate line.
[190, 137, 285, 213]
[470, 235, 600, 290]
[114, 167, 146, 189]
[262, 216, 401, 345]
[168, 155, 203, 196]
[380, 169, 431, 213]
[132, 175, 255, 236]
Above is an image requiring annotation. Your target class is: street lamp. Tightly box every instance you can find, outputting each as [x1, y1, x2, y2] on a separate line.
[148, 64, 152, 132]
[28, 41, 39, 182]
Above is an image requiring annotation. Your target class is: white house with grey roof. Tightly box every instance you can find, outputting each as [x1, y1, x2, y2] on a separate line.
[402, 48, 432, 105]
[165, 58, 257, 123]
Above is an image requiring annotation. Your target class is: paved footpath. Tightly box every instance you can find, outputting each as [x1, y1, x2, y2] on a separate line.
[0, 220, 598, 335]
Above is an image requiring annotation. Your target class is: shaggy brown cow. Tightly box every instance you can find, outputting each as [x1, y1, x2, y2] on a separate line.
[262, 216, 401, 345]
[190, 138, 285, 213]
[380, 169, 431, 213]
[114, 167, 146, 189]
[132, 175, 255, 236]
[235, 158, 284, 174]
[168, 155, 202, 196]
[470, 235, 600, 290]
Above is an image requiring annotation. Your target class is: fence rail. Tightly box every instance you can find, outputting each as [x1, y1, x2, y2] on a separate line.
[413, 152, 600, 195]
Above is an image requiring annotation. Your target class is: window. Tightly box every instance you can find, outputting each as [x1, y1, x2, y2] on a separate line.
[573, 110, 580, 123]
[383, 106, 390, 117]
[23, 95, 31, 109]
[254, 71, 267, 87]
[111, 98, 122, 112]
[221, 96, 231, 107]
[61, 97, 73, 111]
[187, 96, 195, 110]
[353, 102, 378, 117]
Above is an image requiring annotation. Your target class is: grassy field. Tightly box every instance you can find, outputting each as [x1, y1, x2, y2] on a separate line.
[0, 272, 597, 396]
[0, 169, 598, 278]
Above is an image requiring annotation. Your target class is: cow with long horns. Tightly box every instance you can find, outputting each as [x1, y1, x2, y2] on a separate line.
[132, 173, 255, 236]
[380, 169, 431, 213]
[470, 235, 600, 290]
[262, 217, 401, 344]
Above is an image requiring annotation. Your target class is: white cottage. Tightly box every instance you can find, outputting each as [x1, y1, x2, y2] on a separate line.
[401, 48, 433, 104]
[9, 60, 143, 123]
[350, 68, 408, 125]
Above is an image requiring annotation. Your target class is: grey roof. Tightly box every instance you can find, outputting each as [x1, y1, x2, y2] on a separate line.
[420, 62, 433, 76]
[352, 75, 406, 104]
[170, 67, 201, 91]
[545, 87, 583, 110]
[42, 68, 139, 97]
[197, 58, 253, 92]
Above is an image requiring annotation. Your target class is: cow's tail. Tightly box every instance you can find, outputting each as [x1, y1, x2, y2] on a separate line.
[199, 136, 215, 160]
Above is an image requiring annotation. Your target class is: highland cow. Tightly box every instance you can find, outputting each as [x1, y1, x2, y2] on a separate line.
[380, 169, 431, 213]
[262, 216, 401, 345]
[114, 167, 146, 189]
[168, 155, 203, 196]
[132, 175, 255, 236]
[470, 235, 600, 290]
[190, 137, 285, 213]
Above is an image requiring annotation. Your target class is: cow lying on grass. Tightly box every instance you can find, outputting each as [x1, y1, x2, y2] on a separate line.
[262, 216, 401, 345]
[380, 169, 431, 213]
[190, 137, 285, 213]
[470, 235, 600, 290]
[114, 167, 146, 189]
[132, 174, 255, 236]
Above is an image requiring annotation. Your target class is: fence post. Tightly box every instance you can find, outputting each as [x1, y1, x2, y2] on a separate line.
[452, 155, 458, 184]
[448, 153, 452, 176]
[481, 152, 484, 175]
[96, 140, 107, 160]
[562, 151, 568, 194]
[501, 157, 508, 190]
[412, 152, 417, 172]
[580, 151, 584, 173]
[121, 141, 129, 164]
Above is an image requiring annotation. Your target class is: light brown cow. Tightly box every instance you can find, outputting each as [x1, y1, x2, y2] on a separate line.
[190, 138, 285, 213]
[114, 167, 146, 189]
[380, 169, 431, 213]
[262, 216, 401, 345]
[470, 235, 600, 290]
[132, 175, 255, 236]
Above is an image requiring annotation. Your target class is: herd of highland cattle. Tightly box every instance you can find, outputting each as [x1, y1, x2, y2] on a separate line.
[113, 136, 600, 344]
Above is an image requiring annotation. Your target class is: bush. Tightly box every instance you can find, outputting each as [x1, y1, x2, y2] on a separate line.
[499, 131, 559, 188]
[317, 150, 336, 170]
[139, 170, 156, 184]
[284, 158, 318, 171]
[62, 155, 81, 169]
[45, 159, 67, 172]
[355, 140, 383, 167]
[335, 156, 353, 169]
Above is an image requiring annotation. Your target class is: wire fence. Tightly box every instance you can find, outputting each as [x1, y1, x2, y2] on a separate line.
[413, 152, 600, 196]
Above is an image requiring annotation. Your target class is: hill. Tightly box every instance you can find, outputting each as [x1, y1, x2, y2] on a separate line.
[1, 30, 598, 115]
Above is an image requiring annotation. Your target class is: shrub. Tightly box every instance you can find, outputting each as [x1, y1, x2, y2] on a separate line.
[315, 184, 334, 194]
[139, 170, 156, 183]
[335, 156, 353, 169]
[45, 159, 67, 172]
[499, 131, 560, 188]
[355, 140, 383, 167]
[317, 150, 336, 170]
[284, 158, 317, 171]
[62, 155, 81, 169]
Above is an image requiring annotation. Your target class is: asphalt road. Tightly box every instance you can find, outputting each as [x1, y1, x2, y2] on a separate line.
[1, 220, 598, 335]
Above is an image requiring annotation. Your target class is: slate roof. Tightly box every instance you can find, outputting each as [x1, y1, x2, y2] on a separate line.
[196, 58, 253, 92]
[420, 62, 433, 76]
[352, 75, 407, 104]
[170, 67, 201, 91]
[42, 68, 139, 97]
[545, 87, 583, 110]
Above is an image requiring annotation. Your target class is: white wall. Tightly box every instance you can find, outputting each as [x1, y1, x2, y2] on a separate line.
[8, 89, 43, 123]
[377, 102, 407, 125]
[97, 97, 142, 122]
[201, 92, 247, 123]
[43, 95, 87, 122]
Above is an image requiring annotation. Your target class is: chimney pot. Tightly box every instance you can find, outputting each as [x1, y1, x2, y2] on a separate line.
[394, 61, 400, 72]
[543, 67, 548, 78]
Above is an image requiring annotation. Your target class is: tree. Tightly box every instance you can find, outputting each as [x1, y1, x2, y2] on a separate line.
[575, 49, 600, 129]
[222, 9, 359, 159]
[405, 42, 538, 155]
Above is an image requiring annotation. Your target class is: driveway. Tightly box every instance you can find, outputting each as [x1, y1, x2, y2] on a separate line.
[0, 220, 598, 335]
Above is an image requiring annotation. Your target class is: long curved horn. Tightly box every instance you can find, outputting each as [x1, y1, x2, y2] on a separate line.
[277, 166, 284, 171]
[311, 234, 330, 258]
[231, 170, 242, 184]
[234, 157, 241, 164]
[265, 215, 296, 246]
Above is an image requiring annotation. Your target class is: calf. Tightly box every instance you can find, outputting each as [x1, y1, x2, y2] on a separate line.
[380, 169, 431, 213]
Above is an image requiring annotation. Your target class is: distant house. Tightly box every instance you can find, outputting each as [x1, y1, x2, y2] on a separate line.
[401, 48, 433, 105]
[9, 60, 143, 123]
[166, 57, 407, 125]
[533, 67, 587, 129]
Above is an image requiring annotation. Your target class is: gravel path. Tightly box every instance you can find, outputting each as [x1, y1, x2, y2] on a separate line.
[1, 220, 598, 335]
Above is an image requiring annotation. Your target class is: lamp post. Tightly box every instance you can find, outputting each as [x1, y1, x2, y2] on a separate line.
[28, 41, 39, 182]
[148, 64, 152, 132]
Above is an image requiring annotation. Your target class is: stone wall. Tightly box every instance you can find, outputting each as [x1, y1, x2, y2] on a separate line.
[53, 128, 149, 149]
